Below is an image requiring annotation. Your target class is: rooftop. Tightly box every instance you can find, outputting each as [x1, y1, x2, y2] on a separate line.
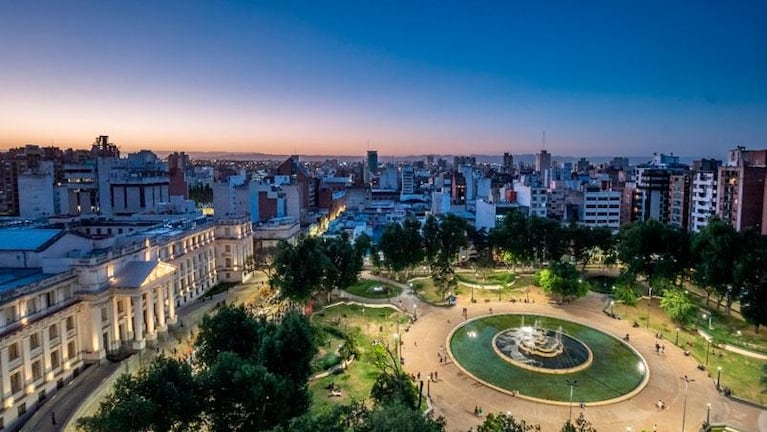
[0, 228, 63, 251]
[0, 268, 50, 294]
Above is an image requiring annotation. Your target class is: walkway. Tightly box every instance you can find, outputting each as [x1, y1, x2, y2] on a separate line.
[350, 274, 765, 432]
[699, 329, 767, 361]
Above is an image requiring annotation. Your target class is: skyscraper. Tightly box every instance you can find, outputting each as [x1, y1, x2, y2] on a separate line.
[535, 150, 551, 173]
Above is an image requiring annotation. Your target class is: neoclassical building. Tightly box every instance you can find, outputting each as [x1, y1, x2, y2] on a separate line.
[0, 215, 253, 430]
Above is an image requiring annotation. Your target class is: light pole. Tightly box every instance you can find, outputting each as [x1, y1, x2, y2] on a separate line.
[675, 327, 680, 345]
[702, 312, 712, 330]
[706, 402, 711, 427]
[646, 286, 653, 329]
[716, 367, 722, 390]
[680, 375, 695, 432]
[705, 337, 711, 367]
[566, 379, 578, 422]
[413, 304, 417, 320]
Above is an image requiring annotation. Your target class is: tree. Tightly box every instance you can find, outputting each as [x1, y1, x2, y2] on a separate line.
[322, 233, 362, 301]
[691, 218, 738, 307]
[617, 220, 690, 288]
[474, 412, 541, 432]
[560, 413, 597, 432]
[527, 216, 564, 265]
[534, 262, 588, 301]
[659, 289, 696, 324]
[356, 403, 446, 432]
[491, 210, 533, 267]
[422, 215, 441, 266]
[401, 218, 425, 276]
[369, 344, 418, 409]
[250, 245, 279, 279]
[195, 304, 262, 365]
[738, 234, 767, 332]
[271, 236, 329, 303]
[201, 352, 302, 432]
[565, 224, 613, 270]
[379, 222, 408, 275]
[77, 357, 201, 432]
[258, 310, 317, 384]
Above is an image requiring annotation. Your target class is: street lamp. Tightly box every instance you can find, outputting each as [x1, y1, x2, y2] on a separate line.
[705, 338, 711, 367]
[680, 375, 695, 432]
[647, 286, 653, 329]
[716, 367, 722, 390]
[566, 379, 578, 422]
[675, 327, 680, 345]
[702, 312, 712, 330]
[706, 402, 711, 427]
[413, 304, 418, 320]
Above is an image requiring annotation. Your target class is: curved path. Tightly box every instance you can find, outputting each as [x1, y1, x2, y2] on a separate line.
[357, 281, 766, 432]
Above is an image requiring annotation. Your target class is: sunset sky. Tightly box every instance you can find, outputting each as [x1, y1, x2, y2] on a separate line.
[1, 1, 765, 157]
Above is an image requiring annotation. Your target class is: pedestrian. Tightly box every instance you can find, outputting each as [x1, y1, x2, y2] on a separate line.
[417, 371, 421, 380]
[51, 411, 56, 425]
[653, 424, 657, 432]
[414, 341, 417, 348]
[434, 370, 438, 380]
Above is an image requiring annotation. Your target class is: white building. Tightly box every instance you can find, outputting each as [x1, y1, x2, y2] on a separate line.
[690, 170, 719, 233]
[582, 189, 622, 232]
[0, 215, 254, 430]
[513, 182, 547, 218]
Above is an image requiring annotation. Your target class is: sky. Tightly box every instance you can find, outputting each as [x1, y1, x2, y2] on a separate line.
[0, 1, 765, 157]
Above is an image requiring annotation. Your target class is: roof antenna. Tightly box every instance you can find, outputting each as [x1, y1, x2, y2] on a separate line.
[542, 130, 546, 149]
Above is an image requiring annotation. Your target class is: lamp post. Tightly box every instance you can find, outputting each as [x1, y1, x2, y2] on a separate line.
[566, 379, 578, 422]
[646, 286, 653, 329]
[702, 312, 712, 330]
[675, 327, 680, 345]
[716, 367, 722, 390]
[413, 304, 417, 320]
[680, 375, 695, 432]
[705, 337, 711, 367]
[706, 403, 711, 427]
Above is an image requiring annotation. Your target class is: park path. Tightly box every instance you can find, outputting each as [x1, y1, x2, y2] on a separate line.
[699, 329, 767, 361]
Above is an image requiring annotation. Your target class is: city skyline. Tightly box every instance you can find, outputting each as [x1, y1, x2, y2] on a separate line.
[1, 1, 765, 156]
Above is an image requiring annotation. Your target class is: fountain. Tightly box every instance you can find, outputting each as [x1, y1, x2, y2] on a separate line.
[449, 314, 648, 402]
[493, 320, 593, 373]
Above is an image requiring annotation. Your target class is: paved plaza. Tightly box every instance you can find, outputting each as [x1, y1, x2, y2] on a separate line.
[398, 289, 766, 432]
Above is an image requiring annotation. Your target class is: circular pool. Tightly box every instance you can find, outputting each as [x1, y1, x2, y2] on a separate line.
[449, 314, 647, 403]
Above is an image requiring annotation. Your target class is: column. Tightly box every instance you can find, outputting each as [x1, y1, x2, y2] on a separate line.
[132, 295, 145, 350]
[1, 347, 11, 403]
[155, 285, 166, 332]
[166, 283, 177, 325]
[145, 291, 156, 341]
[125, 298, 134, 338]
[111, 296, 120, 349]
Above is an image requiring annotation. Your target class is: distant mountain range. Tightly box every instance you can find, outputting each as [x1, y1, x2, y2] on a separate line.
[153, 151, 696, 166]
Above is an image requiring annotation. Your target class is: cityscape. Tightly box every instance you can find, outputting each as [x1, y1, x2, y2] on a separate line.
[1, 2, 766, 432]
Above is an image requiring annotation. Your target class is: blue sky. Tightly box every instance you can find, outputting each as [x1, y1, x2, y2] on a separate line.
[0, 1, 765, 157]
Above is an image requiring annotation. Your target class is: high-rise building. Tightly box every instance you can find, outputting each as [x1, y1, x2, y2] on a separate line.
[503, 152, 514, 174]
[535, 150, 551, 173]
[401, 165, 415, 194]
[364, 150, 378, 184]
[635, 153, 688, 223]
[668, 173, 691, 231]
[689, 159, 721, 232]
[717, 148, 767, 233]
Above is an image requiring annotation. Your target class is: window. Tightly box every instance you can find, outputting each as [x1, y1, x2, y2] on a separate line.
[26, 298, 37, 315]
[225, 258, 232, 268]
[101, 307, 108, 323]
[30, 332, 40, 350]
[10, 372, 22, 394]
[50, 350, 60, 369]
[66, 316, 75, 331]
[46, 291, 55, 307]
[32, 360, 42, 380]
[48, 324, 58, 341]
[225, 245, 231, 253]
[9, 342, 20, 361]
[67, 341, 76, 360]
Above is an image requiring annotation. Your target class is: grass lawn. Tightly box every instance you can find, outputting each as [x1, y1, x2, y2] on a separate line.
[309, 304, 409, 414]
[411, 275, 537, 305]
[585, 275, 618, 294]
[617, 299, 767, 405]
[344, 279, 402, 299]
[455, 270, 515, 285]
